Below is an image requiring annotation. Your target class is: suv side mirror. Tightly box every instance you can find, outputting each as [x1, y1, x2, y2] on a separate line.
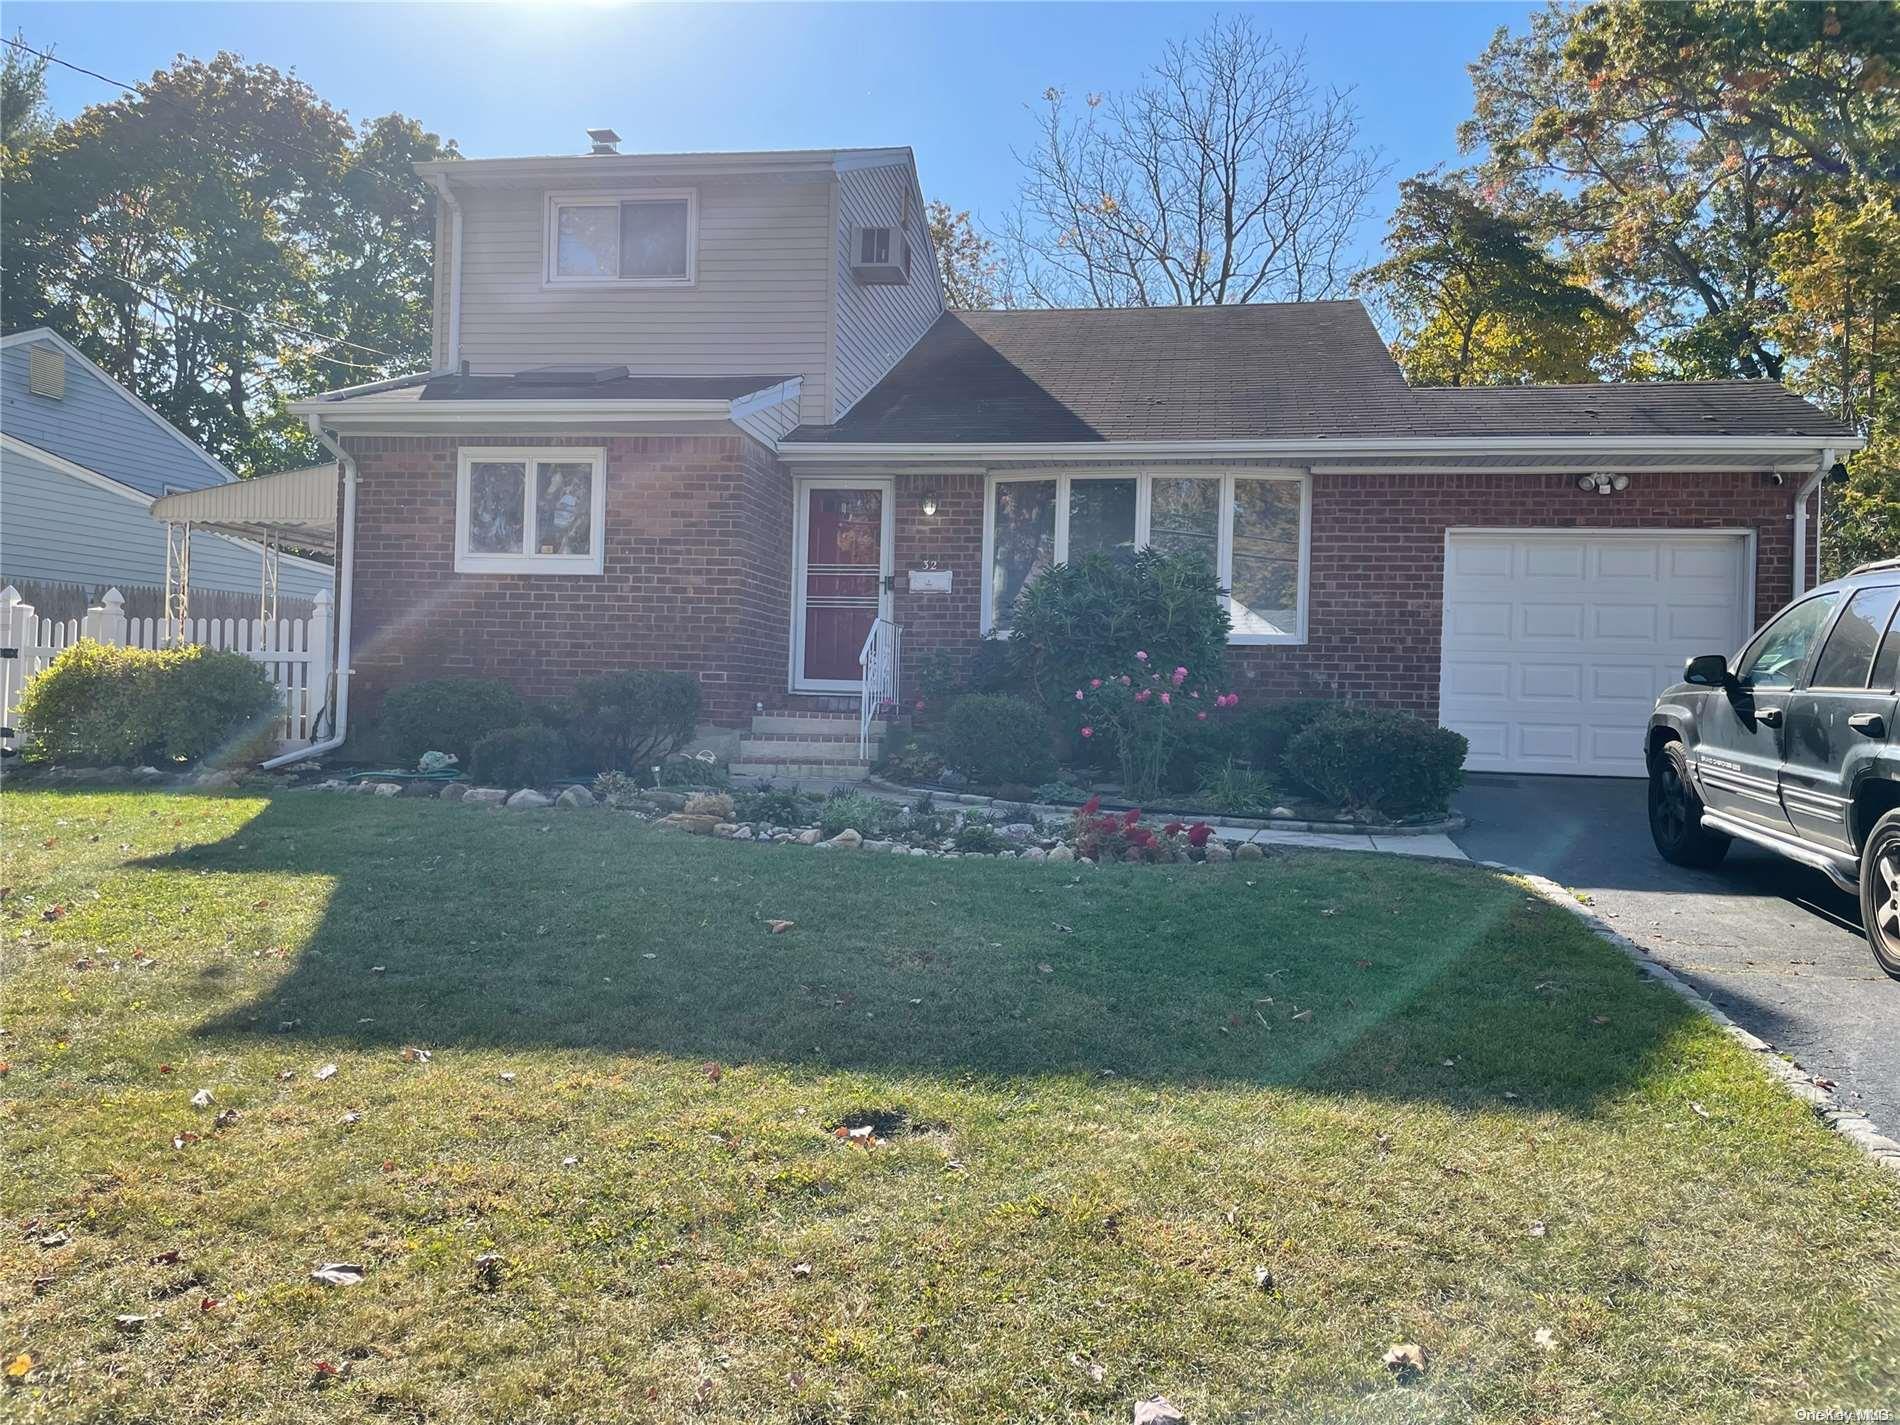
[1684, 653, 1731, 687]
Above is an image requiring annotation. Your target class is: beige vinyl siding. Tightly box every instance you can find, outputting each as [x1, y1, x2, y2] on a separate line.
[832, 163, 945, 420]
[454, 174, 835, 425]
[431, 201, 452, 371]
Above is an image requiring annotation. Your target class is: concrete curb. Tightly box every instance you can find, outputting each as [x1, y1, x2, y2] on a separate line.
[1481, 859, 1900, 1180]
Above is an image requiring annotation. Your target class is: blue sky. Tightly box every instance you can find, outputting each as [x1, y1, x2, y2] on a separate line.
[9, 1, 1535, 270]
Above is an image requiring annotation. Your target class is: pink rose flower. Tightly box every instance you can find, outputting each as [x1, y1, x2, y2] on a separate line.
[1226, 692, 1240, 708]
[1089, 678, 1102, 689]
[1160, 691, 1172, 706]
[1074, 689, 1084, 701]
[1172, 666, 1188, 685]
[1080, 726, 1094, 739]
[1197, 711, 1208, 721]
[1119, 675, 1131, 686]
[1135, 650, 1149, 662]
[1135, 688, 1151, 702]
[914, 699, 926, 711]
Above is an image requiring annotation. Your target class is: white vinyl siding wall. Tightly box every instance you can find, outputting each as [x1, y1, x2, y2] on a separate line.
[451, 174, 836, 425]
[832, 163, 944, 420]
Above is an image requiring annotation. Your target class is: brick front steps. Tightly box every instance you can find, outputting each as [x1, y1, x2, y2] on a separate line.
[732, 709, 882, 782]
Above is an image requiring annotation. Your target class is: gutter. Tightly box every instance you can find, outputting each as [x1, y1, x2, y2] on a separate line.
[427, 173, 464, 370]
[773, 434, 1868, 464]
[260, 423, 358, 770]
[284, 397, 747, 428]
[1793, 446, 1836, 597]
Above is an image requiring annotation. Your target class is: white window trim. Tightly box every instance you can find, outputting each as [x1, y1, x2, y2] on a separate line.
[454, 447, 607, 575]
[978, 468, 1311, 646]
[543, 189, 698, 288]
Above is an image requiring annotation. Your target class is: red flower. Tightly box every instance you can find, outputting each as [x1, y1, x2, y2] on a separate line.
[1122, 807, 1141, 827]
[1081, 795, 1102, 816]
[1163, 821, 1184, 836]
[1187, 823, 1212, 848]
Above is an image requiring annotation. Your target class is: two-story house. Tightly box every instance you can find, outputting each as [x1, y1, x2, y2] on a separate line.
[292, 140, 1860, 779]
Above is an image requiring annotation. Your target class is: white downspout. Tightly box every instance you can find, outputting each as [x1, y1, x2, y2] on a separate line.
[1794, 446, 1835, 596]
[261, 424, 357, 769]
[428, 172, 464, 370]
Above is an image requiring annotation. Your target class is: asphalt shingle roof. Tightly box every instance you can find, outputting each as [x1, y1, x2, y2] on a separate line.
[785, 301, 1854, 444]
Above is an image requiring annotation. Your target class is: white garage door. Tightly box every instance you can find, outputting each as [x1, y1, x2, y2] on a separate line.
[1440, 530, 1751, 777]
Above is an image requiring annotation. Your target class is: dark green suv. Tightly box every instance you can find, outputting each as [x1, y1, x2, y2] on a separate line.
[1647, 559, 1900, 979]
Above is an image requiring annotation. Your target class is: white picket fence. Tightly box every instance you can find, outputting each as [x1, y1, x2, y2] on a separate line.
[0, 585, 334, 752]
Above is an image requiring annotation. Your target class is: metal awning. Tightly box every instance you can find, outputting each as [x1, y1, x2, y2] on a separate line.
[150, 462, 338, 554]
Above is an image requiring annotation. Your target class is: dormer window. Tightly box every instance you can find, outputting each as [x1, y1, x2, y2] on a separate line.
[545, 190, 696, 287]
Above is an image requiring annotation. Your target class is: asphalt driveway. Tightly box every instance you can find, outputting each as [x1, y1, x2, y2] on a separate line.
[1452, 773, 1899, 1138]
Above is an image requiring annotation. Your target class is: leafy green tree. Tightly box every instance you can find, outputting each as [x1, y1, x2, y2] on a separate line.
[1, 32, 53, 152]
[1, 52, 453, 472]
[1355, 174, 1631, 385]
[926, 200, 1003, 310]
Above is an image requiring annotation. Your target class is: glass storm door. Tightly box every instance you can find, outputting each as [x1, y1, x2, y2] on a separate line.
[795, 483, 890, 689]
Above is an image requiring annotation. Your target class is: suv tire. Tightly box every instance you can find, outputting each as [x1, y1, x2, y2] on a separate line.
[1856, 809, 1900, 980]
[1648, 740, 1730, 868]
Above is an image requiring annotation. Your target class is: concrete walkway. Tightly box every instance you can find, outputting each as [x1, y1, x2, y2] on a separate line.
[1199, 824, 1469, 860]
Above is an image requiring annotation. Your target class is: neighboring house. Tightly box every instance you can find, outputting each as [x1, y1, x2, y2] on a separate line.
[0, 328, 332, 623]
[289, 140, 1861, 779]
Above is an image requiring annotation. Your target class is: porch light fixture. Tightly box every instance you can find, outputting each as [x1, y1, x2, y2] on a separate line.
[920, 483, 941, 518]
[1577, 472, 1630, 495]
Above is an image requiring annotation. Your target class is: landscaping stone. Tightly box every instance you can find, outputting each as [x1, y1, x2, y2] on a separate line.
[194, 770, 239, 790]
[999, 823, 1036, 841]
[1235, 841, 1265, 861]
[683, 792, 735, 819]
[647, 789, 690, 812]
[1047, 846, 1076, 864]
[371, 782, 403, 798]
[464, 788, 508, 805]
[828, 829, 863, 849]
[909, 847, 928, 857]
[657, 813, 720, 835]
[131, 766, 167, 783]
[795, 829, 822, 845]
[440, 784, 468, 802]
[713, 823, 741, 837]
[556, 786, 595, 809]
[864, 839, 894, 853]
[1021, 846, 1048, 863]
[1204, 840, 1233, 863]
[1133, 1398, 1188, 1425]
[1270, 806, 1295, 819]
[506, 789, 552, 809]
[398, 781, 437, 798]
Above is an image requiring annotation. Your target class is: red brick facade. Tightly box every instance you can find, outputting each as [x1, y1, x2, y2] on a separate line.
[344, 438, 1800, 728]
[882, 468, 1800, 718]
[341, 433, 794, 725]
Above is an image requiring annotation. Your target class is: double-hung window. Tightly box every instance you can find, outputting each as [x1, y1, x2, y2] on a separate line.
[545, 190, 696, 286]
[981, 470, 1309, 643]
[455, 448, 606, 575]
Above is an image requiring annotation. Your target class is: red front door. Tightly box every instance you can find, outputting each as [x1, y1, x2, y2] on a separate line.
[798, 485, 886, 685]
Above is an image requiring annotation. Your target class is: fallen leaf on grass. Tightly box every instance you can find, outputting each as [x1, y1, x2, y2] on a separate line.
[149, 1249, 181, 1266]
[1690, 1101, 1710, 1119]
[1290, 1008, 1313, 1023]
[1068, 1354, 1105, 1384]
[1132, 1399, 1187, 1425]
[6, 1352, 34, 1380]
[1253, 1265, 1274, 1291]
[113, 1314, 146, 1333]
[312, 1064, 337, 1081]
[1037, 963, 1053, 974]
[765, 920, 795, 934]
[310, 1263, 366, 1288]
[190, 1088, 214, 1109]
[214, 1108, 240, 1129]
[1533, 1327, 1557, 1351]
[1590, 1015, 1612, 1026]
[400, 1047, 431, 1064]
[277, 1069, 295, 1082]
[498, 1071, 516, 1084]
[790, 1262, 812, 1278]
[1528, 1220, 1548, 1238]
[561, 1156, 579, 1168]
[703, 1062, 723, 1083]
[472, 1253, 505, 1293]
[1382, 1342, 1427, 1380]
[36, 1231, 70, 1249]
[172, 1133, 199, 1150]
[200, 1297, 220, 1312]
[41, 905, 64, 922]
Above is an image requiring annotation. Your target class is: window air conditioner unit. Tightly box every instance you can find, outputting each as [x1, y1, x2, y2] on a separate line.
[850, 224, 911, 285]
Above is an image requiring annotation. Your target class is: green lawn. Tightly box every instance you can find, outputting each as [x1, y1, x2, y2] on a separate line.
[3, 788, 1897, 1423]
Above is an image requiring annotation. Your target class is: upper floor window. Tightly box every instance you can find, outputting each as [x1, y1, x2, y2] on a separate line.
[455, 447, 606, 575]
[545, 190, 696, 286]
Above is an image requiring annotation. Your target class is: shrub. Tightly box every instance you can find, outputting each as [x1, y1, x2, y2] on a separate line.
[573, 669, 699, 772]
[1195, 757, 1278, 815]
[818, 791, 891, 838]
[470, 724, 568, 786]
[378, 677, 526, 766]
[1007, 548, 1229, 710]
[591, 770, 643, 808]
[15, 640, 277, 767]
[952, 817, 1002, 853]
[1283, 707, 1468, 819]
[941, 694, 1055, 786]
[1072, 657, 1243, 800]
[880, 736, 945, 784]
[734, 784, 809, 825]
[656, 753, 727, 788]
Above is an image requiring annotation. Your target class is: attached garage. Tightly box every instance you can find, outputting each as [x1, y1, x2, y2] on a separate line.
[1439, 528, 1755, 777]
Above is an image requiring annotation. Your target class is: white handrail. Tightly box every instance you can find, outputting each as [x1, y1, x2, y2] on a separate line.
[858, 617, 900, 759]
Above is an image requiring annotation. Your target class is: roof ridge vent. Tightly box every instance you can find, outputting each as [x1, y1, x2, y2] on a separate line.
[586, 127, 621, 156]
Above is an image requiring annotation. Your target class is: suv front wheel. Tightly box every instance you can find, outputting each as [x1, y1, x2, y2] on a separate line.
[1856, 810, 1900, 979]
[1648, 740, 1730, 868]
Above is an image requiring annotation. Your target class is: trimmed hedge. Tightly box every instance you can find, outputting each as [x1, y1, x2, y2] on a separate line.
[377, 677, 526, 766]
[942, 694, 1055, 786]
[15, 640, 279, 767]
[470, 724, 569, 786]
[1283, 707, 1468, 818]
[572, 669, 700, 772]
